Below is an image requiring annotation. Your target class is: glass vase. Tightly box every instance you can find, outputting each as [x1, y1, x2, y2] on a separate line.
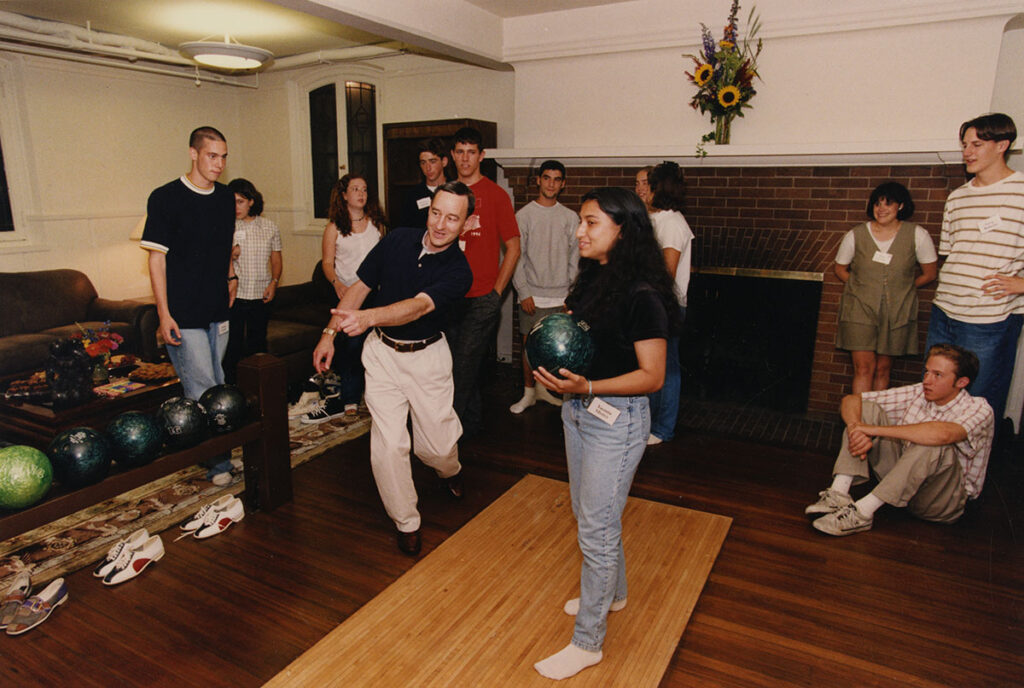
[714, 114, 734, 145]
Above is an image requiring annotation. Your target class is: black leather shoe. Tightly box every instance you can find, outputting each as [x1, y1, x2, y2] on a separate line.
[397, 530, 421, 555]
[444, 472, 464, 500]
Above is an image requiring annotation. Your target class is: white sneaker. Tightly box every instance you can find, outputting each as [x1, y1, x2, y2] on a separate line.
[193, 497, 245, 539]
[288, 391, 322, 418]
[93, 528, 149, 578]
[211, 471, 233, 487]
[646, 434, 663, 446]
[179, 495, 235, 533]
[102, 535, 165, 586]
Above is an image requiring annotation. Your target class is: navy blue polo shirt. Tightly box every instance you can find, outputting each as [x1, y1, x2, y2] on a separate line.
[357, 226, 472, 341]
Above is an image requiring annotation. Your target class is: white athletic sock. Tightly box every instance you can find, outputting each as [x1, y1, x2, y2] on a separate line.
[829, 474, 854, 495]
[534, 643, 602, 680]
[535, 385, 563, 407]
[854, 492, 884, 518]
[510, 387, 537, 414]
[563, 597, 627, 616]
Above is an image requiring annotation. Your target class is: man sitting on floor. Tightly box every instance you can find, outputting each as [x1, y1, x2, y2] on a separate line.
[806, 343, 994, 536]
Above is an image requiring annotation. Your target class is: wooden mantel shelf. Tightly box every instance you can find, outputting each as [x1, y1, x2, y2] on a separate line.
[492, 140, 971, 168]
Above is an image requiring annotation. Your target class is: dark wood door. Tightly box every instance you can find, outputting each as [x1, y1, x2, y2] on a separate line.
[382, 118, 496, 225]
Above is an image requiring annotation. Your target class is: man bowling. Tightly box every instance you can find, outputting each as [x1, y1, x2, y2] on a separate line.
[312, 182, 473, 555]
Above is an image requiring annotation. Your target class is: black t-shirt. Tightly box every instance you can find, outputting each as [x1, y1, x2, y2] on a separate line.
[141, 178, 234, 328]
[357, 226, 472, 340]
[392, 183, 434, 230]
[569, 279, 670, 381]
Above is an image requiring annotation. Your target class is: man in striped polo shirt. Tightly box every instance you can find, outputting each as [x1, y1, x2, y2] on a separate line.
[926, 113, 1024, 424]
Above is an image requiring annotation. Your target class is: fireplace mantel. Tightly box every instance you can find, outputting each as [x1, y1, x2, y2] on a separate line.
[492, 140, 966, 168]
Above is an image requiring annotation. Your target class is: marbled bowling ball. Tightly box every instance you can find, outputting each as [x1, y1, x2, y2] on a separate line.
[525, 313, 595, 378]
[156, 397, 208, 448]
[0, 445, 53, 509]
[198, 384, 247, 434]
[47, 427, 112, 488]
[106, 411, 163, 468]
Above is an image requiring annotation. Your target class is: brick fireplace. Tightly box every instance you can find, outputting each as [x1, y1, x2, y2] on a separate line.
[503, 163, 967, 418]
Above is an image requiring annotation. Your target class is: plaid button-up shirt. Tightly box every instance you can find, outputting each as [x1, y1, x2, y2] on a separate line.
[862, 384, 993, 498]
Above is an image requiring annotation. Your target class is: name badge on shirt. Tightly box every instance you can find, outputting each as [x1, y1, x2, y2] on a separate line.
[872, 250, 892, 265]
[234, 230, 246, 243]
[587, 397, 620, 426]
[979, 215, 1002, 233]
[416, 196, 431, 210]
[218, 321, 230, 336]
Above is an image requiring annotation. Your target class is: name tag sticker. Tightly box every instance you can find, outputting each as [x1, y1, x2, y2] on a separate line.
[587, 397, 620, 426]
[979, 215, 1002, 233]
[234, 230, 246, 243]
[218, 321, 230, 336]
[872, 250, 892, 265]
[416, 196, 431, 210]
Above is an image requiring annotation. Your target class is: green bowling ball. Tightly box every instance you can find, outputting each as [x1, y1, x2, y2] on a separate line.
[47, 427, 112, 488]
[0, 445, 53, 509]
[106, 411, 163, 468]
[525, 312, 595, 378]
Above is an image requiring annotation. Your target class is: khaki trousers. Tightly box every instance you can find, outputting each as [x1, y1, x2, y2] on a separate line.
[833, 401, 968, 523]
[363, 331, 462, 532]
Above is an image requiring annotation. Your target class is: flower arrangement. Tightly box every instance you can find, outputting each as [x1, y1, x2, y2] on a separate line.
[685, 0, 763, 154]
[72, 322, 124, 359]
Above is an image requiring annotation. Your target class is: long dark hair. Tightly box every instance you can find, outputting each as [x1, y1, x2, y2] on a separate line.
[568, 187, 680, 334]
[328, 174, 388, 237]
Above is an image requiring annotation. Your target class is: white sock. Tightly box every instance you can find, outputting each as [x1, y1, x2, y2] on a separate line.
[854, 492, 884, 518]
[563, 597, 627, 616]
[536, 385, 563, 407]
[829, 474, 854, 495]
[534, 643, 602, 680]
[510, 387, 537, 414]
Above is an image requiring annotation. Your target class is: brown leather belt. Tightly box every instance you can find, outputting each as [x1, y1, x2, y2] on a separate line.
[375, 328, 442, 353]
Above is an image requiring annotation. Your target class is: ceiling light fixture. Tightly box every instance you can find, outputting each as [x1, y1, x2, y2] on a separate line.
[180, 34, 272, 70]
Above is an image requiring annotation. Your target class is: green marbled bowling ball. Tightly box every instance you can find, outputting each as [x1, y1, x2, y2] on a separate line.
[106, 411, 163, 468]
[47, 427, 112, 488]
[0, 445, 53, 509]
[525, 313, 595, 379]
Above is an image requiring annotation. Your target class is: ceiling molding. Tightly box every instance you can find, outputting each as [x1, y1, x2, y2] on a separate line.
[502, 0, 1024, 63]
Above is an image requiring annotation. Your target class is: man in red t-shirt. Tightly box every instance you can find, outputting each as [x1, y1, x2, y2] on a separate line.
[446, 127, 521, 437]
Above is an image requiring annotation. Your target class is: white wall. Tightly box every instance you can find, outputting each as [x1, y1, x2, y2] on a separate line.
[0, 53, 246, 299]
[510, 13, 1010, 149]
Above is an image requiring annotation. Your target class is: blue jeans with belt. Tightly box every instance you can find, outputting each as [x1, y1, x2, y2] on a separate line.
[562, 394, 649, 652]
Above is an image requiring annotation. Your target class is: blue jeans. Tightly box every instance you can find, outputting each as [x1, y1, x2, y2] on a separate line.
[563, 394, 649, 652]
[165, 321, 231, 477]
[925, 306, 1023, 420]
[649, 306, 685, 441]
[165, 322, 229, 400]
[332, 331, 368, 406]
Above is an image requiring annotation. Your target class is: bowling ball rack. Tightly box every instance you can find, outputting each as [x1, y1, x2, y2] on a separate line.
[0, 355, 291, 542]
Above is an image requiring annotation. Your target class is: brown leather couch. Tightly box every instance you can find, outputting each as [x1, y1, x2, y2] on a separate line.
[0, 269, 160, 378]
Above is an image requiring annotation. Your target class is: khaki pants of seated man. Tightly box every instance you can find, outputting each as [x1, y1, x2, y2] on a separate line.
[833, 401, 968, 523]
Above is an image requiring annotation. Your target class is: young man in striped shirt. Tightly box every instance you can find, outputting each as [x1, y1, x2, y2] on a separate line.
[806, 344, 993, 536]
[925, 113, 1023, 423]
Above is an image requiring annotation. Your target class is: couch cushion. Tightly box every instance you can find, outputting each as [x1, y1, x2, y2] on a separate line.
[0, 334, 59, 377]
[266, 320, 322, 359]
[0, 270, 97, 337]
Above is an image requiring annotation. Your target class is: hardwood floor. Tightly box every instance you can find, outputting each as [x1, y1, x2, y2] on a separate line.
[1, 376, 1021, 687]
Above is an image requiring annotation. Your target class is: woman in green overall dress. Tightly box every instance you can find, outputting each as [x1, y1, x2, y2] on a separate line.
[835, 182, 938, 393]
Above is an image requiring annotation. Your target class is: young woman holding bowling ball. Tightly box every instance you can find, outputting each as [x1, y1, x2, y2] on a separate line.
[532, 187, 680, 680]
